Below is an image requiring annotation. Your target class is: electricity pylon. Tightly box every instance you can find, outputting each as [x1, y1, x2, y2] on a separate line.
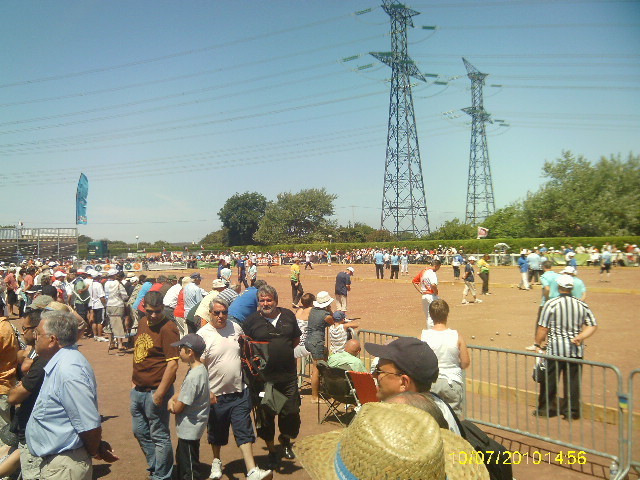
[371, 1, 430, 237]
[462, 57, 495, 225]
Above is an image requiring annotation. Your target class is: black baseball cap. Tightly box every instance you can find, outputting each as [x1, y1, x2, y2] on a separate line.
[171, 333, 206, 356]
[365, 337, 439, 387]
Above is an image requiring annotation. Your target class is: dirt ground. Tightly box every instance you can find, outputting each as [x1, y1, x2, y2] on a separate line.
[22, 262, 639, 479]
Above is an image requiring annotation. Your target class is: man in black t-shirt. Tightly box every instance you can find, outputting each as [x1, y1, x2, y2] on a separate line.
[242, 285, 301, 471]
[8, 309, 47, 479]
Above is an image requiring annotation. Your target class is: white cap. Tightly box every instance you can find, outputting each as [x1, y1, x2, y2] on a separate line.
[347, 267, 355, 273]
[107, 269, 118, 276]
[90, 270, 101, 278]
[53, 271, 66, 278]
[557, 274, 574, 288]
[77, 268, 85, 274]
[468, 256, 476, 261]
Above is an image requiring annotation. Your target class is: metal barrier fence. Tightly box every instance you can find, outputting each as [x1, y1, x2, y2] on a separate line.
[466, 346, 626, 478]
[355, 329, 638, 479]
[619, 368, 640, 479]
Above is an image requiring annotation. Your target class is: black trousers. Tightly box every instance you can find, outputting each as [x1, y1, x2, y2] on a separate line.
[255, 378, 301, 443]
[375, 264, 384, 279]
[176, 438, 201, 480]
[479, 271, 489, 294]
[291, 281, 303, 305]
[390, 265, 399, 279]
[537, 358, 582, 416]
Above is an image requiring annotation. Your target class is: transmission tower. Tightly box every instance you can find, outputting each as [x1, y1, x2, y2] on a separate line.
[462, 57, 496, 225]
[371, 1, 430, 237]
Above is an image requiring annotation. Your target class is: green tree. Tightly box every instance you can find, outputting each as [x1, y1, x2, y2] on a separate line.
[200, 228, 229, 247]
[481, 203, 527, 238]
[78, 234, 93, 244]
[428, 218, 476, 240]
[218, 192, 267, 246]
[254, 188, 337, 244]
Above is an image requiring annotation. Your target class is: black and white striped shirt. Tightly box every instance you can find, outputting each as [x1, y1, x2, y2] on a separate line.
[538, 294, 597, 358]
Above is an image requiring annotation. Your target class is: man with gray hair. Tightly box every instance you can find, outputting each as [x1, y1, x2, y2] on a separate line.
[26, 310, 118, 479]
[197, 299, 272, 480]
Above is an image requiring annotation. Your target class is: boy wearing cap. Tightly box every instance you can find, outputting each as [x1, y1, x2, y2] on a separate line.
[168, 333, 210, 480]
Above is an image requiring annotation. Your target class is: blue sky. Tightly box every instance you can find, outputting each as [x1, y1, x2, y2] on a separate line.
[1, 0, 638, 243]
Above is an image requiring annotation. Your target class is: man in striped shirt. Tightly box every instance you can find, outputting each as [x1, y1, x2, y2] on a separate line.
[533, 274, 598, 420]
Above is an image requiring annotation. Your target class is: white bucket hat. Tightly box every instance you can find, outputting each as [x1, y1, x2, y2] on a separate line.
[313, 291, 334, 308]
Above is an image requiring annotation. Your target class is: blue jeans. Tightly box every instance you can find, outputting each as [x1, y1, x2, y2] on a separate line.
[130, 387, 174, 480]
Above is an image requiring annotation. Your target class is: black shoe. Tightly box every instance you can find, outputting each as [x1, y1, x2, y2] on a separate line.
[532, 409, 558, 418]
[266, 451, 281, 470]
[562, 412, 580, 420]
[282, 445, 295, 460]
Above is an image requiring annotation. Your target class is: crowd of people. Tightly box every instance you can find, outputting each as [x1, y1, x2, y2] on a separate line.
[0, 240, 611, 479]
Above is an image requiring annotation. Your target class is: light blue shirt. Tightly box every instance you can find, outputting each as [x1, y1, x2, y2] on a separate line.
[390, 255, 399, 265]
[373, 252, 384, 265]
[540, 271, 560, 306]
[572, 277, 586, 299]
[133, 281, 153, 310]
[527, 253, 541, 271]
[26, 346, 101, 457]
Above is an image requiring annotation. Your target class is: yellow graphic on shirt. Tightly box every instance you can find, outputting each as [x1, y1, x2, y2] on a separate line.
[134, 333, 154, 364]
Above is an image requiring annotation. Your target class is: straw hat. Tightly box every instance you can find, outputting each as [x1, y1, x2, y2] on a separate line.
[295, 402, 488, 480]
[313, 291, 334, 308]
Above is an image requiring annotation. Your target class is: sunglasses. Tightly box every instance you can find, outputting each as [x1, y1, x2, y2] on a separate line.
[211, 310, 228, 316]
[372, 367, 403, 378]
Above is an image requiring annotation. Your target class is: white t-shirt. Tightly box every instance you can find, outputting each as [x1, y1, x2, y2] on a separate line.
[104, 279, 128, 307]
[88, 281, 106, 309]
[197, 321, 245, 396]
[163, 283, 182, 308]
[419, 269, 438, 294]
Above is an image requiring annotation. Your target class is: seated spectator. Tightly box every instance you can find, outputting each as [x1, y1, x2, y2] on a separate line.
[295, 402, 488, 480]
[422, 299, 470, 416]
[327, 339, 367, 372]
[328, 311, 360, 355]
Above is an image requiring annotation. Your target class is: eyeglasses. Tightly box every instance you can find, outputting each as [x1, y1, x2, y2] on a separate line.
[372, 367, 403, 378]
[22, 325, 36, 333]
[211, 310, 228, 316]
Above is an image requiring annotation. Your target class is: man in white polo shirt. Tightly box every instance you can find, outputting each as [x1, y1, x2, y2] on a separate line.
[197, 298, 272, 480]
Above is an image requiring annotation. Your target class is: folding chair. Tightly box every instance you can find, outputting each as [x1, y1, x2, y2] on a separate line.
[345, 371, 379, 409]
[317, 361, 356, 426]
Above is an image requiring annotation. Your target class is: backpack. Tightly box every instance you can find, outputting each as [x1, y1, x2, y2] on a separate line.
[238, 334, 269, 388]
[432, 392, 513, 480]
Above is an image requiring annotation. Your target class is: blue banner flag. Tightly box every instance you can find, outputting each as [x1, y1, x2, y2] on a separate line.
[76, 173, 89, 224]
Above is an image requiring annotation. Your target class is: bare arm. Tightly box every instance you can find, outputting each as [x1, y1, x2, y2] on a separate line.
[571, 325, 597, 346]
[535, 325, 549, 349]
[458, 334, 470, 369]
[153, 359, 178, 405]
[8, 382, 31, 405]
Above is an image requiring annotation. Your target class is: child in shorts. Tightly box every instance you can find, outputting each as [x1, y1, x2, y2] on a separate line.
[169, 333, 211, 480]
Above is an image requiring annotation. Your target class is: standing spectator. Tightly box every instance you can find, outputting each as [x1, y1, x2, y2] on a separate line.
[462, 257, 482, 304]
[400, 251, 409, 276]
[243, 285, 302, 470]
[412, 260, 440, 329]
[248, 259, 258, 287]
[452, 252, 464, 282]
[304, 251, 313, 270]
[600, 249, 613, 281]
[477, 254, 491, 295]
[304, 292, 335, 403]
[390, 251, 400, 279]
[26, 310, 118, 479]
[162, 275, 182, 323]
[197, 300, 272, 480]
[533, 275, 598, 419]
[527, 249, 541, 285]
[517, 251, 531, 290]
[293, 293, 314, 360]
[131, 291, 180, 480]
[334, 267, 354, 313]
[0, 313, 18, 440]
[173, 276, 191, 338]
[183, 273, 207, 334]
[373, 250, 384, 279]
[73, 269, 91, 337]
[237, 257, 248, 289]
[290, 258, 303, 308]
[3, 269, 19, 317]
[88, 271, 108, 341]
[104, 269, 129, 353]
[526, 260, 560, 351]
[226, 280, 265, 327]
[422, 300, 470, 416]
[168, 334, 210, 480]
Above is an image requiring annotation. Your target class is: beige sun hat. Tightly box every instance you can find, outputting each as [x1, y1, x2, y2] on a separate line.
[295, 402, 489, 480]
[313, 291, 334, 308]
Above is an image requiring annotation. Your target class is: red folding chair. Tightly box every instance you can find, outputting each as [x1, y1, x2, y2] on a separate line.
[345, 371, 379, 409]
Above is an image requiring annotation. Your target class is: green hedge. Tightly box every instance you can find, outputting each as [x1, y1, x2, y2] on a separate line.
[221, 236, 640, 254]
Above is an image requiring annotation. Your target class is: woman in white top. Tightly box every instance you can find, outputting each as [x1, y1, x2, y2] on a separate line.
[294, 293, 314, 359]
[421, 299, 470, 416]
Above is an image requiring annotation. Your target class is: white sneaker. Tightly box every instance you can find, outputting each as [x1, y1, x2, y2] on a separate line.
[525, 345, 537, 351]
[210, 458, 223, 480]
[247, 467, 273, 480]
[475, 299, 483, 303]
[461, 300, 469, 304]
